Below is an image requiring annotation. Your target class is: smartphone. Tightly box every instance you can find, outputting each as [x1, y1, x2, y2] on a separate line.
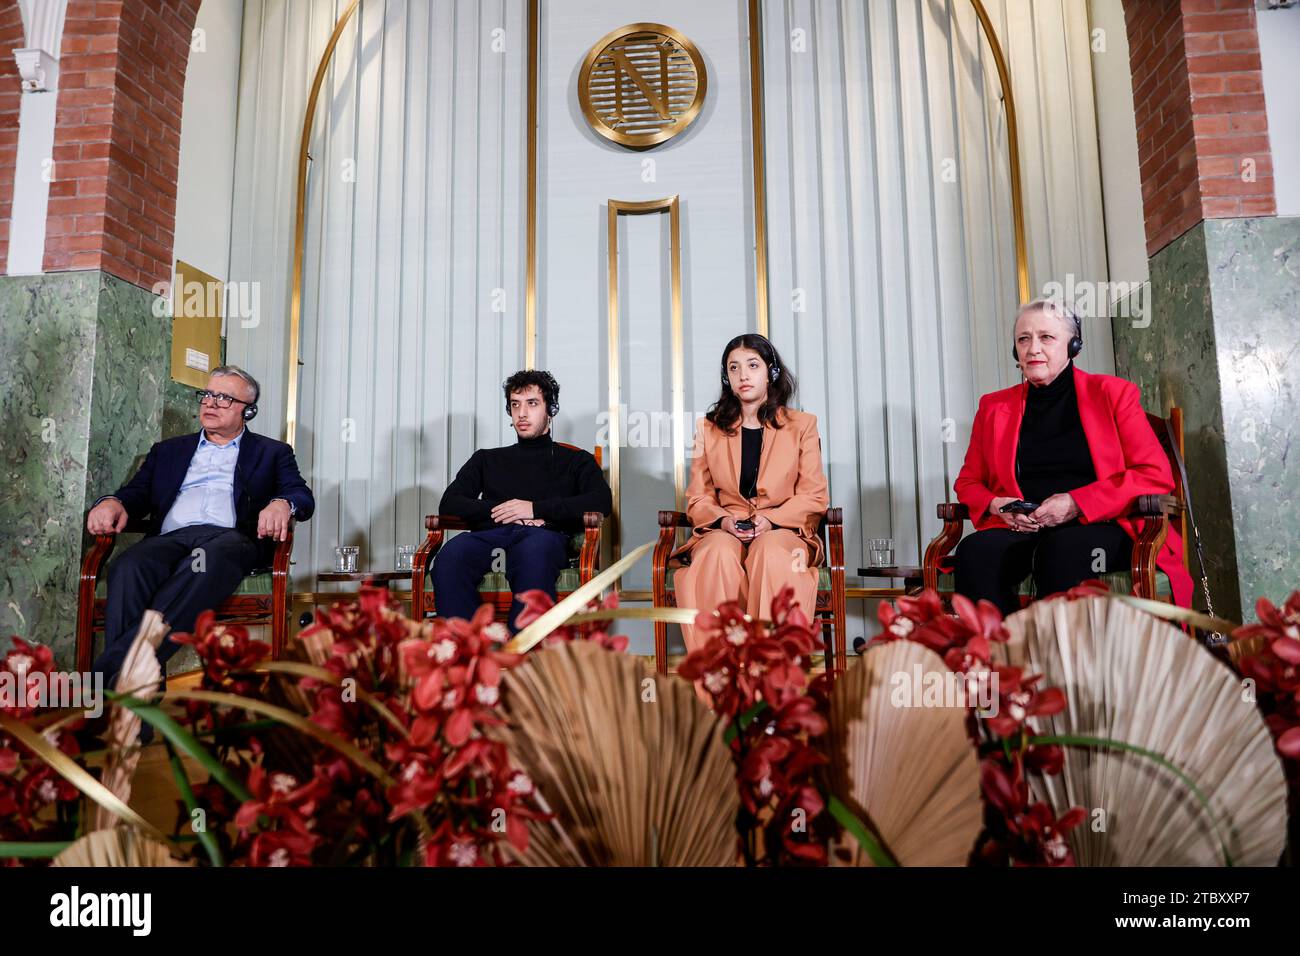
[734, 519, 755, 531]
[998, 500, 1040, 515]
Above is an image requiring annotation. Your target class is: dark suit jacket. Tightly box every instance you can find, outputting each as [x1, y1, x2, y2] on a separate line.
[105, 431, 315, 563]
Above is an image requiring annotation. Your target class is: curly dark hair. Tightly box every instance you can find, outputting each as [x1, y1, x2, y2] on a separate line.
[705, 334, 796, 435]
[502, 369, 560, 416]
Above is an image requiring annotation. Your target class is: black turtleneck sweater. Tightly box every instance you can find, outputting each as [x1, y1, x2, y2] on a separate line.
[439, 432, 612, 533]
[1016, 362, 1096, 505]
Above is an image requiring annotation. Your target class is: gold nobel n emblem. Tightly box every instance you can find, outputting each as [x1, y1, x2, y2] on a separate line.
[578, 23, 708, 149]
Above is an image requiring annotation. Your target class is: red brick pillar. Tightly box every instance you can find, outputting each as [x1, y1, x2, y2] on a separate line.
[42, 0, 200, 289]
[1124, 0, 1276, 256]
[0, 0, 24, 273]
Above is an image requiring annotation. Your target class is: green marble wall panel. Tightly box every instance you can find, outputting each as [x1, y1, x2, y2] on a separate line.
[1112, 216, 1300, 623]
[0, 272, 101, 663]
[1110, 224, 1243, 621]
[1204, 216, 1300, 613]
[86, 273, 171, 507]
[0, 270, 188, 667]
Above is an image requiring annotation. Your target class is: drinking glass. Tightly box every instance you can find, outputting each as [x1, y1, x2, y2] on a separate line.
[335, 546, 360, 573]
[396, 544, 416, 572]
[868, 537, 895, 569]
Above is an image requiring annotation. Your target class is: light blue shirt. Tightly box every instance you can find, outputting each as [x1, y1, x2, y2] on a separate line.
[159, 429, 244, 534]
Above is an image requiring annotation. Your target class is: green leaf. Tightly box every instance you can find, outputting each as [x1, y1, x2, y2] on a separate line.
[163, 739, 224, 867]
[0, 841, 73, 859]
[1027, 733, 1233, 866]
[828, 796, 898, 867]
[110, 693, 252, 804]
[723, 701, 769, 745]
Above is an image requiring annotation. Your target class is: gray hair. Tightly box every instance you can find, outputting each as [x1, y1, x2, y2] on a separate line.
[209, 365, 260, 403]
[1015, 297, 1082, 341]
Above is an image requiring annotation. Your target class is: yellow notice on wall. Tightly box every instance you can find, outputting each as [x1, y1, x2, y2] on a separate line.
[170, 259, 224, 389]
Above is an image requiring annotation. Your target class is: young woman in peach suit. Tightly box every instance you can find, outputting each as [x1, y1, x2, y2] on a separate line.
[672, 334, 829, 650]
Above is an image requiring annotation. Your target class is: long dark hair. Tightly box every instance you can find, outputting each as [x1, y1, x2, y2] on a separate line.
[705, 334, 796, 435]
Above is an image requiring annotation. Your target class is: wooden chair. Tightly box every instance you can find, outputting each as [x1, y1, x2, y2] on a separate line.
[410, 445, 605, 622]
[922, 408, 1188, 604]
[651, 508, 848, 679]
[76, 518, 295, 672]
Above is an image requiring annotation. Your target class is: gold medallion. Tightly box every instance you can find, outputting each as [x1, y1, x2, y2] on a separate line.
[578, 23, 707, 149]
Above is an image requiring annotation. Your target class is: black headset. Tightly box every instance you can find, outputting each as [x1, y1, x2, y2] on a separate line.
[721, 333, 781, 388]
[242, 402, 259, 422]
[1012, 304, 1083, 364]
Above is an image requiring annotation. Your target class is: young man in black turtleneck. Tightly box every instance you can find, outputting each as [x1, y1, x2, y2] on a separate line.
[431, 370, 612, 630]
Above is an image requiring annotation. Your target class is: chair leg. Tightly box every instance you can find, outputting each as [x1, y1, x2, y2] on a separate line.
[654, 620, 668, 675]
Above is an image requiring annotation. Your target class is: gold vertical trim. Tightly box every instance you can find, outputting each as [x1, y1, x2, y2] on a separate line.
[287, 0, 362, 448]
[747, 0, 770, 334]
[525, 0, 539, 368]
[969, 0, 1030, 305]
[607, 196, 684, 563]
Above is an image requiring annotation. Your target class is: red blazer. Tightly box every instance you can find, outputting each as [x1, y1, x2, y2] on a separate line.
[953, 366, 1192, 607]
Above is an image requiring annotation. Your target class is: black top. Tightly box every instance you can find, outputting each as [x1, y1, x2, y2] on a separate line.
[439, 432, 612, 534]
[1016, 362, 1096, 504]
[739, 426, 763, 499]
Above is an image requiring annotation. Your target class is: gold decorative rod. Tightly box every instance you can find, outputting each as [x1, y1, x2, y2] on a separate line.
[286, 0, 361, 448]
[970, 0, 1030, 304]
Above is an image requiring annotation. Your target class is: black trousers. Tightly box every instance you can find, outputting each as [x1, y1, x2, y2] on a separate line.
[430, 525, 570, 632]
[94, 524, 259, 679]
[953, 522, 1131, 616]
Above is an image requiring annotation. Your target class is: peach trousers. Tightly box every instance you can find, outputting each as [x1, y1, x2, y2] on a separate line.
[673, 528, 819, 652]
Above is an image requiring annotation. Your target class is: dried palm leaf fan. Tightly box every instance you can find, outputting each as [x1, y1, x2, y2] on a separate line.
[92, 610, 168, 830]
[827, 639, 984, 866]
[496, 641, 739, 866]
[996, 596, 1288, 866]
[52, 827, 191, 867]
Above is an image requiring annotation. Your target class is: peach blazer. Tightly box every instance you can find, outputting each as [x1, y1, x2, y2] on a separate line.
[673, 407, 830, 565]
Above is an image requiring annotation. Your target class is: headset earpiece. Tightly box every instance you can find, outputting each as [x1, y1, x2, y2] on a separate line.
[769, 365, 780, 383]
[243, 403, 258, 422]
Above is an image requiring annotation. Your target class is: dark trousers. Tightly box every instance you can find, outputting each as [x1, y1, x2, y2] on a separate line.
[953, 522, 1131, 616]
[430, 525, 570, 632]
[94, 524, 259, 679]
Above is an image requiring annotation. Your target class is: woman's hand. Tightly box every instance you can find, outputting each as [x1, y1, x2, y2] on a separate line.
[989, 496, 1039, 533]
[720, 515, 769, 542]
[1030, 493, 1080, 529]
[720, 516, 747, 541]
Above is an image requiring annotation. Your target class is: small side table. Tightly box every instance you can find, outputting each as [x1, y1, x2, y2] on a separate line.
[857, 565, 925, 594]
[316, 570, 412, 588]
[298, 571, 414, 628]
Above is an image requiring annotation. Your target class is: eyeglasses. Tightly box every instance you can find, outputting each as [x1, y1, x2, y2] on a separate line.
[196, 390, 249, 409]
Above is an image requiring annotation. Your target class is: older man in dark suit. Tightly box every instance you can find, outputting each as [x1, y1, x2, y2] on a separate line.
[86, 365, 314, 678]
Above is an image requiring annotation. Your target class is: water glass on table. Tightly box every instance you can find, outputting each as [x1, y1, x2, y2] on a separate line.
[334, 546, 360, 574]
[869, 537, 895, 569]
[396, 544, 416, 572]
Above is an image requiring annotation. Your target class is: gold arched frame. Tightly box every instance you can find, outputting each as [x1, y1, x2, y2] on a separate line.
[286, 0, 1028, 445]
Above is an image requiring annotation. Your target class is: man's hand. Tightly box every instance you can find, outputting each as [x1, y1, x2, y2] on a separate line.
[750, 515, 773, 536]
[257, 499, 293, 541]
[491, 499, 534, 524]
[989, 496, 1039, 533]
[1030, 493, 1080, 529]
[87, 498, 128, 535]
[517, 518, 546, 527]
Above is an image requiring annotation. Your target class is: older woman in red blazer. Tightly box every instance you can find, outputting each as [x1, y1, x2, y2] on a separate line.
[674, 334, 829, 650]
[952, 299, 1193, 611]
